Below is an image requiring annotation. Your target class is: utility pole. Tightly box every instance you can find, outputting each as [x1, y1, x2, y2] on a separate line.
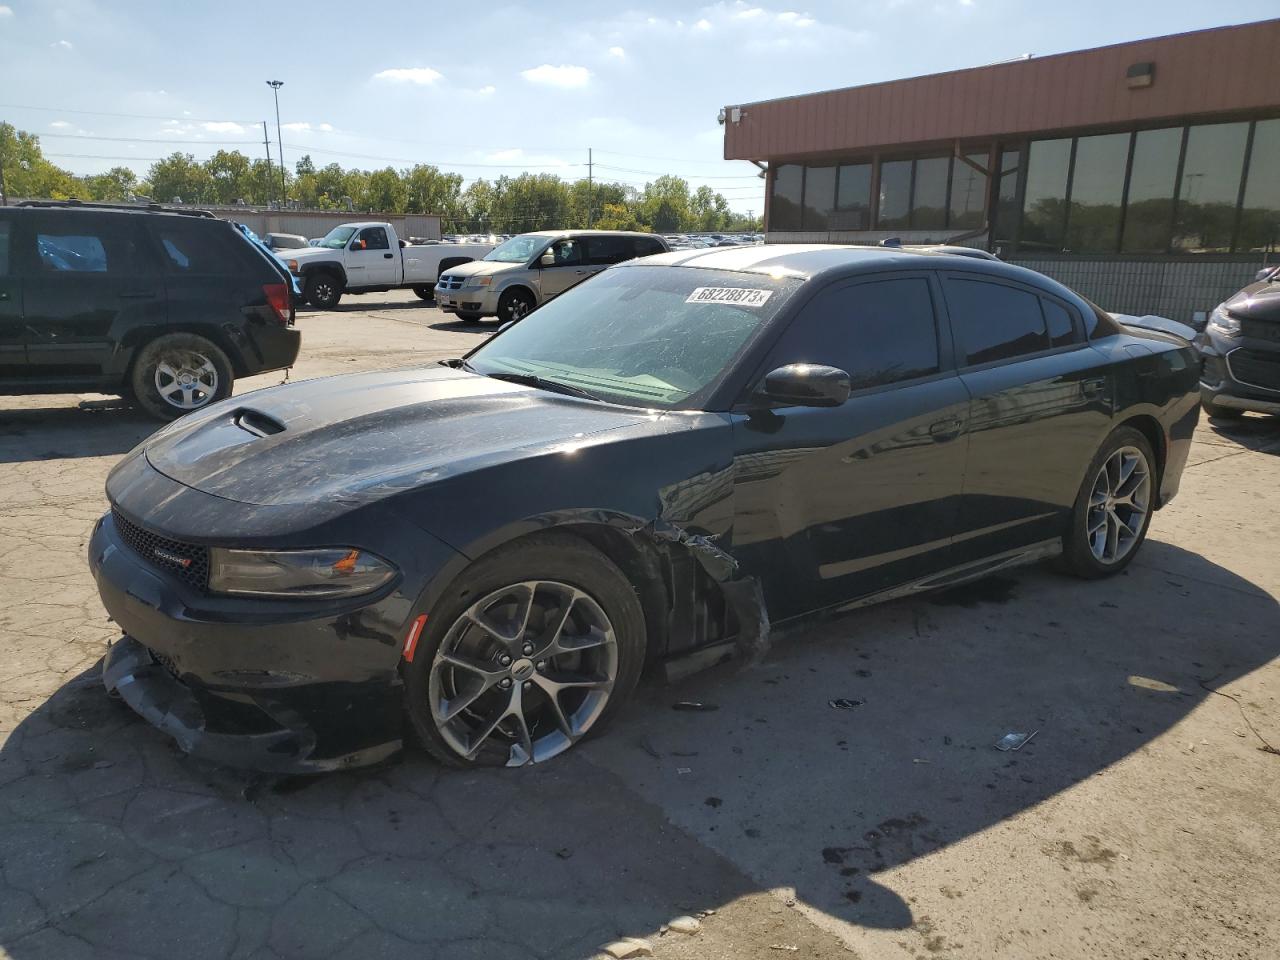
[587, 147, 593, 228]
[261, 121, 274, 207]
[266, 80, 286, 206]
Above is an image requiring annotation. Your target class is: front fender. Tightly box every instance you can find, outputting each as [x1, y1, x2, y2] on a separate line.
[298, 260, 348, 288]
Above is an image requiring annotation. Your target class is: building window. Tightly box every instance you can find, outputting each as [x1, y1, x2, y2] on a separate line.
[1020, 138, 1072, 252]
[991, 149, 1021, 252]
[1121, 127, 1182, 253]
[1173, 122, 1249, 254]
[877, 160, 912, 229]
[1239, 119, 1280, 254]
[949, 154, 988, 230]
[1065, 132, 1128, 253]
[834, 163, 872, 230]
[770, 164, 803, 231]
[911, 157, 950, 230]
[802, 165, 837, 230]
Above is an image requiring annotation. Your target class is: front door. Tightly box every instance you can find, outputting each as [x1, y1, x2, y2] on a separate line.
[22, 212, 161, 381]
[535, 237, 589, 301]
[939, 273, 1114, 561]
[729, 273, 970, 620]
[346, 226, 398, 286]
[0, 217, 25, 380]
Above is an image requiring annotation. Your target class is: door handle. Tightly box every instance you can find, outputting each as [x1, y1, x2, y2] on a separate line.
[0, 291, 8, 302]
[928, 418, 963, 442]
[383, 253, 394, 259]
[1081, 377, 1106, 398]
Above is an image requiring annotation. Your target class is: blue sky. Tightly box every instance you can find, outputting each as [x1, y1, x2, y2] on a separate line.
[0, 0, 1276, 213]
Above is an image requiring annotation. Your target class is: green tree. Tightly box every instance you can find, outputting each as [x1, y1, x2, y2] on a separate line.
[639, 175, 692, 232]
[81, 166, 138, 202]
[363, 167, 407, 212]
[0, 123, 79, 200]
[147, 152, 212, 204]
[295, 154, 316, 177]
[403, 164, 463, 218]
[204, 150, 253, 204]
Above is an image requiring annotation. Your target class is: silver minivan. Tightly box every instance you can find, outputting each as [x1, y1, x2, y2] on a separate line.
[435, 229, 669, 324]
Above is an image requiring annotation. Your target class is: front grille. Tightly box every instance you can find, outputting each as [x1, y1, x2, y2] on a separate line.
[1227, 348, 1280, 393]
[1241, 319, 1280, 343]
[438, 275, 465, 290]
[112, 509, 210, 591]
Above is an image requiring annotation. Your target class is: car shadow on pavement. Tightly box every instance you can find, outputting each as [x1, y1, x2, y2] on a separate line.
[299, 299, 435, 315]
[426, 320, 498, 334]
[0, 401, 157, 464]
[1204, 412, 1280, 453]
[1, 543, 1275, 958]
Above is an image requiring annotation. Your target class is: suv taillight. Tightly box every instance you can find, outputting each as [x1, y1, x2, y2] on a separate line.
[263, 283, 292, 326]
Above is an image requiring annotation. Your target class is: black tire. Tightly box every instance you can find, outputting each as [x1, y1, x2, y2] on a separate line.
[456, 313, 483, 324]
[1059, 426, 1156, 579]
[304, 271, 343, 309]
[128, 333, 234, 421]
[412, 286, 435, 301]
[496, 288, 535, 325]
[403, 533, 646, 768]
[1201, 397, 1244, 420]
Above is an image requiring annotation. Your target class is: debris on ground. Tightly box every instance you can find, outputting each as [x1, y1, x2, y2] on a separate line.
[602, 938, 653, 958]
[769, 944, 799, 951]
[828, 698, 865, 710]
[672, 701, 719, 712]
[668, 916, 701, 935]
[995, 730, 1038, 751]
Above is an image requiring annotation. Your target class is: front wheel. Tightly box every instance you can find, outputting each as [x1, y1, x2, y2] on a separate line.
[496, 288, 535, 325]
[412, 285, 435, 301]
[129, 333, 233, 421]
[403, 534, 646, 768]
[1059, 426, 1156, 579]
[304, 272, 343, 309]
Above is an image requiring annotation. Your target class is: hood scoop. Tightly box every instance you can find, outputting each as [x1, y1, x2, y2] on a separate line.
[234, 409, 286, 438]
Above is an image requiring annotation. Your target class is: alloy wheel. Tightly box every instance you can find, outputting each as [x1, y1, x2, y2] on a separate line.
[427, 580, 618, 766]
[1086, 445, 1151, 565]
[507, 297, 531, 322]
[154, 351, 219, 410]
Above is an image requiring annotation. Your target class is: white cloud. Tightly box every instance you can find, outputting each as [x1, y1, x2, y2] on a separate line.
[486, 148, 523, 162]
[734, 6, 765, 18]
[201, 121, 245, 134]
[693, 18, 712, 30]
[50, 39, 73, 49]
[475, 85, 496, 96]
[372, 66, 443, 85]
[777, 10, 815, 26]
[608, 45, 625, 57]
[282, 121, 312, 132]
[50, 120, 72, 129]
[318, 122, 334, 132]
[0, 5, 14, 18]
[520, 63, 591, 88]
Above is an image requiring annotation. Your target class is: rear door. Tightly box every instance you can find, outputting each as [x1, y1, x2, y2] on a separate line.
[0, 215, 25, 380]
[730, 272, 971, 618]
[22, 212, 162, 381]
[941, 272, 1113, 561]
[346, 226, 397, 286]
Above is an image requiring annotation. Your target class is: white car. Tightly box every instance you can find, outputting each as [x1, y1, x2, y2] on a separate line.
[283, 222, 493, 309]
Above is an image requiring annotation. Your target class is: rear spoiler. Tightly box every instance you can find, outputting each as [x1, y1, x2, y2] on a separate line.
[1111, 313, 1197, 342]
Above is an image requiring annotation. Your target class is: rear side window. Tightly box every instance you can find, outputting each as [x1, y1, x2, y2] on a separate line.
[635, 237, 666, 257]
[584, 236, 635, 265]
[34, 215, 143, 275]
[154, 219, 252, 275]
[766, 277, 940, 390]
[945, 278, 1049, 366]
[0, 220, 9, 276]
[357, 227, 389, 250]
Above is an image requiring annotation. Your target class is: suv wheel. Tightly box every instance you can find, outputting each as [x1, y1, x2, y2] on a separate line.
[497, 289, 535, 325]
[412, 286, 435, 301]
[1059, 426, 1155, 578]
[305, 272, 343, 309]
[129, 333, 233, 421]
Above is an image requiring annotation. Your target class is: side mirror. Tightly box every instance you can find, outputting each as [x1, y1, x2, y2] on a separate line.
[399, 239, 407, 248]
[354, 239, 367, 250]
[540, 251, 555, 267]
[758, 363, 851, 408]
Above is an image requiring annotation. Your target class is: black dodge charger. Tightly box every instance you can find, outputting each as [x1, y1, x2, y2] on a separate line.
[90, 245, 1200, 772]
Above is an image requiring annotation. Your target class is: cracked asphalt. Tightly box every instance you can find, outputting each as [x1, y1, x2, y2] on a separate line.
[2, 291, 1278, 960]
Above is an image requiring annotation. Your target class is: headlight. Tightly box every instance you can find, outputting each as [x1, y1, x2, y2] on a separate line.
[466, 276, 494, 287]
[1207, 304, 1241, 337]
[208, 547, 397, 599]
[286, 259, 299, 272]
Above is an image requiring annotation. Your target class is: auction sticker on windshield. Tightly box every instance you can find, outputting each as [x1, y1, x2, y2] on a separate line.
[685, 287, 774, 307]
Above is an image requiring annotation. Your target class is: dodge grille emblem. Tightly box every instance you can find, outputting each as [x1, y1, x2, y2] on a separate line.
[152, 547, 193, 569]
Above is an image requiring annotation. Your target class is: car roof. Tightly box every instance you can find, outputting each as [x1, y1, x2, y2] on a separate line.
[622, 242, 1035, 283]
[519, 229, 662, 239]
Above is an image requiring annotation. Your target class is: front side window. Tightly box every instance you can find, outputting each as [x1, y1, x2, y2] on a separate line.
[37, 232, 108, 273]
[545, 238, 583, 267]
[357, 227, 389, 250]
[765, 277, 940, 390]
[33, 216, 143, 275]
[466, 266, 802, 408]
[945, 277, 1049, 366]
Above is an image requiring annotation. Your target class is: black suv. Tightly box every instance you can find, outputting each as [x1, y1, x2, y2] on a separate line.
[0, 201, 300, 419]
[1197, 265, 1280, 418]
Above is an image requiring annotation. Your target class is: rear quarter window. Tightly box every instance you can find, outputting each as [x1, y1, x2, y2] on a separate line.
[153, 219, 257, 275]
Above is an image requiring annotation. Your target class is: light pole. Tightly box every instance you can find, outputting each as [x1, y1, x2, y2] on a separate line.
[266, 80, 286, 207]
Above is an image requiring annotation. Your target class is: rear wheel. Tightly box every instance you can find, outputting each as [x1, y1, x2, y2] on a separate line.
[496, 288, 535, 325]
[412, 285, 435, 301]
[304, 272, 343, 309]
[129, 333, 233, 421]
[1059, 426, 1155, 578]
[1201, 396, 1244, 420]
[404, 534, 645, 768]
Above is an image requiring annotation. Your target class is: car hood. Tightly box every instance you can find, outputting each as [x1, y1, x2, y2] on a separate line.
[283, 246, 343, 265]
[1224, 279, 1280, 323]
[143, 366, 651, 507]
[441, 259, 528, 279]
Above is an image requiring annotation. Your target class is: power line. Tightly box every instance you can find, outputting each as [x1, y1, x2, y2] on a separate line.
[594, 162, 759, 179]
[41, 132, 262, 146]
[0, 101, 258, 124]
[283, 143, 583, 169]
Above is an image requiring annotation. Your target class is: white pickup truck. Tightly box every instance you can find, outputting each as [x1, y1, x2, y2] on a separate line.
[282, 222, 493, 309]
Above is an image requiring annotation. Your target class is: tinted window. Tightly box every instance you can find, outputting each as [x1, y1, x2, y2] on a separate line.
[877, 160, 911, 229]
[1122, 127, 1181, 253]
[911, 157, 949, 230]
[1020, 138, 1071, 252]
[0, 220, 9, 277]
[585, 236, 634, 265]
[1240, 119, 1280, 254]
[768, 277, 939, 390]
[1173, 122, 1248, 253]
[771, 164, 803, 231]
[635, 237, 665, 257]
[945, 278, 1049, 366]
[834, 163, 871, 230]
[949, 154, 988, 230]
[357, 227, 389, 250]
[992, 148, 1021, 252]
[802, 166, 836, 230]
[155, 220, 250, 274]
[546, 238, 583, 267]
[1042, 299, 1076, 347]
[1066, 133, 1128, 253]
[34, 216, 141, 275]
